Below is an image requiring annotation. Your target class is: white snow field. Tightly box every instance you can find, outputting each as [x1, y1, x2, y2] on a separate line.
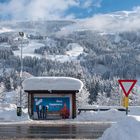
[46, 43, 83, 62]
[13, 40, 83, 62]
[0, 103, 29, 122]
[0, 91, 29, 122]
[75, 107, 140, 140]
[0, 27, 13, 34]
[14, 40, 44, 58]
[99, 116, 140, 140]
[66, 43, 83, 57]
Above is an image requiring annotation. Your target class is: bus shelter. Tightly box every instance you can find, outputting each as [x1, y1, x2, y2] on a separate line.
[23, 77, 83, 120]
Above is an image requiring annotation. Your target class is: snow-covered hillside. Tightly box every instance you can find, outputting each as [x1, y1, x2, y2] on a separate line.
[45, 43, 83, 62]
[14, 40, 44, 58]
[0, 19, 140, 108]
[66, 43, 83, 57]
[0, 27, 13, 34]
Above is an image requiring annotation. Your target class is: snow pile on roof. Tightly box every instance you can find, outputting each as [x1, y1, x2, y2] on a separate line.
[0, 103, 29, 122]
[23, 77, 83, 91]
[99, 116, 140, 140]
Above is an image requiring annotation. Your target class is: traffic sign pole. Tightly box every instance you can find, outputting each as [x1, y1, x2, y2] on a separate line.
[118, 79, 137, 115]
[125, 96, 129, 115]
[126, 107, 128, 115]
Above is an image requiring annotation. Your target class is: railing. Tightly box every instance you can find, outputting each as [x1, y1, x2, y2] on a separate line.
[78, 105, 127, 114]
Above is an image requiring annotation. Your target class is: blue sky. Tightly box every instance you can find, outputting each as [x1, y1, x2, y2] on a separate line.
[0, 0, 140, 20]
[66, 0, 140, 18]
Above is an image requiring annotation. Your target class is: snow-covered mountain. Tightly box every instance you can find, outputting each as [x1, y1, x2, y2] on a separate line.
[0, 14, 140, 106]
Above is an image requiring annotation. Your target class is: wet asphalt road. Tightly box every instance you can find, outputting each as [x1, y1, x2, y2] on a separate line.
[0, 123, 111, 139]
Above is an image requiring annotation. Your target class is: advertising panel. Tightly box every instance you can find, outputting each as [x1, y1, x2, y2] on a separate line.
[34, 97, 70, 119]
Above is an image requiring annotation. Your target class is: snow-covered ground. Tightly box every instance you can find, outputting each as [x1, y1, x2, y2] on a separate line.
[66, 43, 83, 57]
[75, 106, 140, 122]
[14, 40, 44, 58]
[46, 43, 83, 62]
[0, 89, 140, 123]
[0, 90, 140, 140]
[0, 96, 140, 140]
[0, 91, 29, 122]
[13, 41, 83, 62]
[99, 116, 140, 140]
[0, 43, 11, 48]
[0, 103, 29, 122]
[75, 107, 140, 140]
[0, 27, 13, 34]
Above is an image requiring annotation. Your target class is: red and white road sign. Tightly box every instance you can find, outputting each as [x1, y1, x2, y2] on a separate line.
[118, 80, 137, 97]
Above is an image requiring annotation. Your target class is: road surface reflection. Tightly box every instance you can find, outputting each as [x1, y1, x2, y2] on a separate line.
[0, 123, 111, 139]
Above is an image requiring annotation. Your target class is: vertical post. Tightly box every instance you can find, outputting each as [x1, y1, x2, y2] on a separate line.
[72, 93, 76, 119]
[119, 86, 123, 106]
[17, 32, 24, 116]
[126, 107, 128, 115]
[125, 96, 129, 115]
[20, 36, 23, 108]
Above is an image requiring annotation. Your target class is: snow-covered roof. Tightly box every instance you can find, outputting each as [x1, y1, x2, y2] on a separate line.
[23, 77, 83, 92]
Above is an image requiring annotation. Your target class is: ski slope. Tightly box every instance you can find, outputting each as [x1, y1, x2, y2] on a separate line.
[45, 43, 83, 62]
[14, 40, 44, 58]
[0, 27, 13, 34]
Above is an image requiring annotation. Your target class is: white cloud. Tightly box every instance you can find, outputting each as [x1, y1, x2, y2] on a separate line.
[0, 0, 79, 20]
[0, 0, 103, 20]
[82, 6, 140, 32]
[60, 6, 140, 33]
[81, 0, 93, 8]
[93, 0, 102, 8]
[79, 0, 102, 9]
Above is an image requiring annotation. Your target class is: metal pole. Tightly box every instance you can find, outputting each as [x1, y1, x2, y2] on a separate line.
[20, 36, 23, 107]
[126, 107, 128, 115]
[18, 32, 24, 116]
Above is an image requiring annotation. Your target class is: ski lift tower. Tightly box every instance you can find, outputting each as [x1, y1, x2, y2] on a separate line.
[17, 32, 24, 116]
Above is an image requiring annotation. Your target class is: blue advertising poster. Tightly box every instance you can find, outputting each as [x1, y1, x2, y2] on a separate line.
[34, 97, 70, 114]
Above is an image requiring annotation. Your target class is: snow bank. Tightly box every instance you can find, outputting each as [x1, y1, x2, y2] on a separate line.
[23, 77, 83, 91]
[99, 116, 140, 140]
[75, 107, 140, 122]
[75, 109, 126, 122]
[0, 103, 29, 122]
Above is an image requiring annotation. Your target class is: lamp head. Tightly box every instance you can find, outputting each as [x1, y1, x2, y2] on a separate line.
[19, 32, 24, 37]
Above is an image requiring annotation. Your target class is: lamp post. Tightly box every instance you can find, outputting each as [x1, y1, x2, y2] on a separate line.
[17, 32, 24, 116]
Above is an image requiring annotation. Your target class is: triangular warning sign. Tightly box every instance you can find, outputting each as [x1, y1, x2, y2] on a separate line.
[118, 80, 137, 97]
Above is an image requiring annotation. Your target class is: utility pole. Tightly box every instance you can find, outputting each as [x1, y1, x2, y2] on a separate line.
[17, 32, 24, 116]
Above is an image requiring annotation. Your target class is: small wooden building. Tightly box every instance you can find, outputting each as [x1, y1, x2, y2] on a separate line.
[23, 77, 83, 120]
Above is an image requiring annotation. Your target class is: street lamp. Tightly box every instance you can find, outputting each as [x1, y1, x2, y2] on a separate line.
[17, 32, 24, 116]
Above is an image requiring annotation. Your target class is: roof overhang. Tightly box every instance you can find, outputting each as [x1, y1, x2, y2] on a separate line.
[23, 77, 83, 93]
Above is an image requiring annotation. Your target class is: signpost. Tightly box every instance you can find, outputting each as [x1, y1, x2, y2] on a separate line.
[118, 80, 137, 115]
[122, 96, 129, 108]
